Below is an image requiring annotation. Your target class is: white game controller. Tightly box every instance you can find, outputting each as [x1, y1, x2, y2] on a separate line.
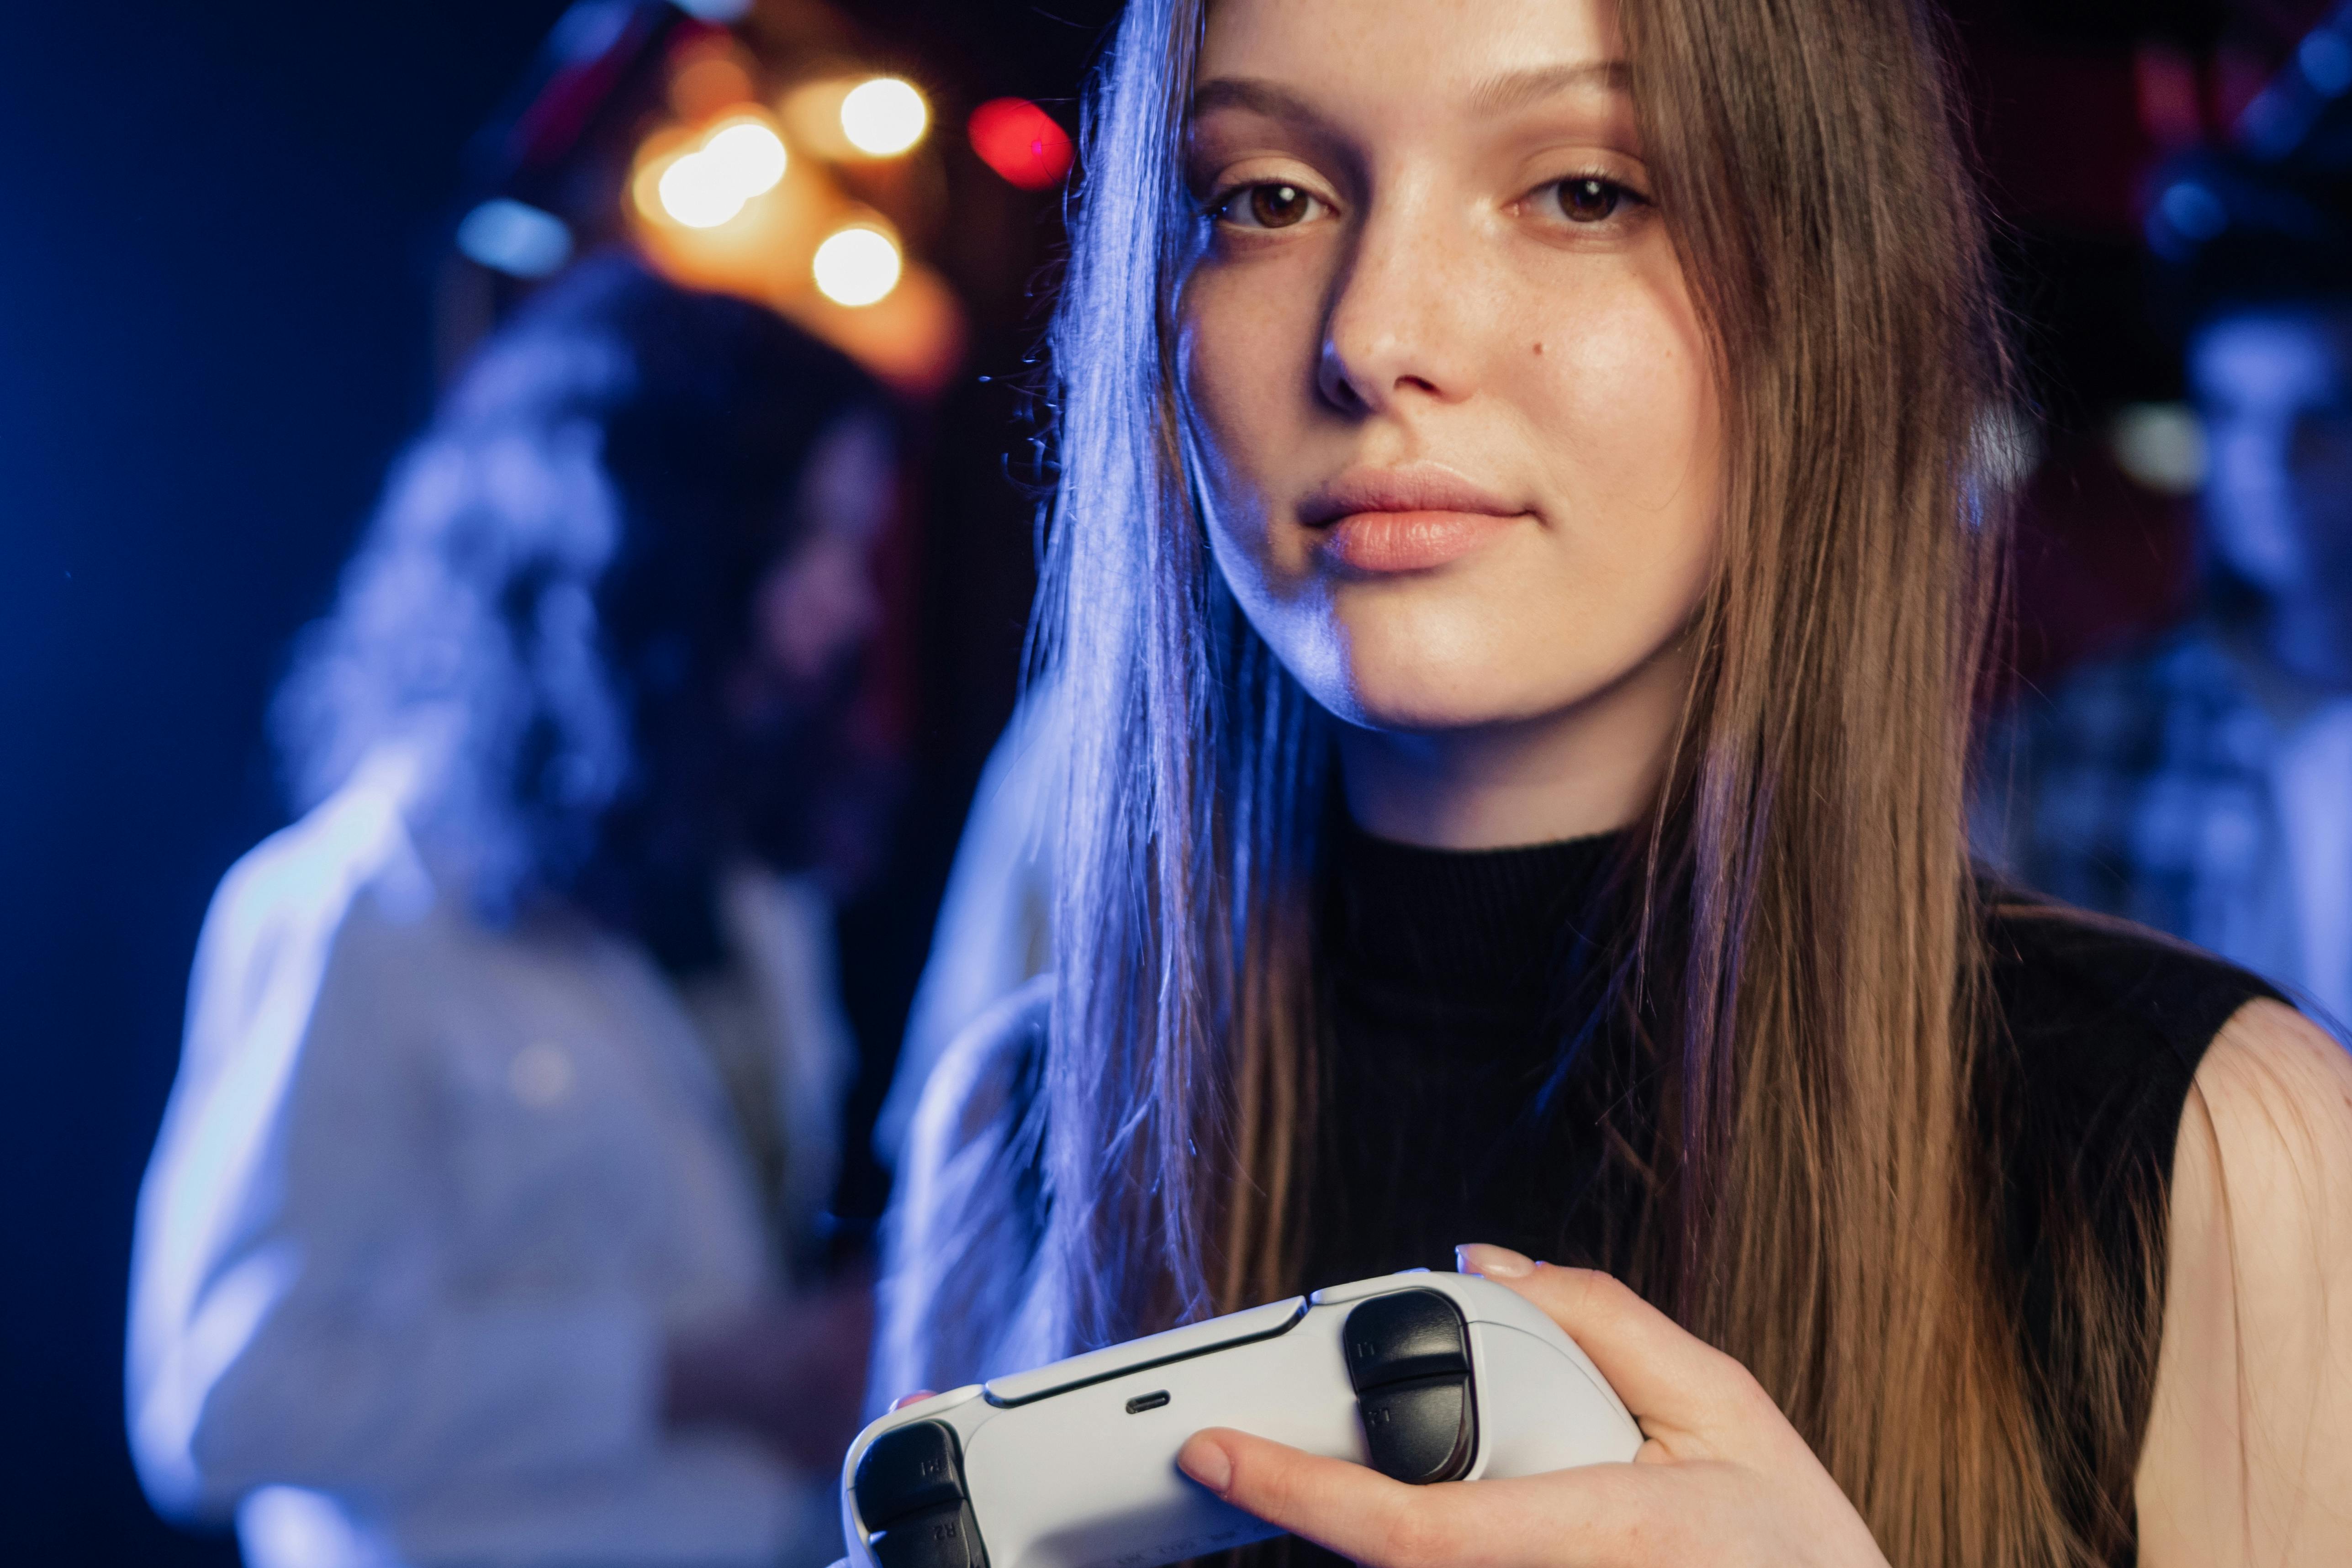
[840, 1269, 1644, 1568]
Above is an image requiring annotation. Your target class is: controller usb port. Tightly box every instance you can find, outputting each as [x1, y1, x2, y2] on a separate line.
[1124, 1391, 1171, 1414]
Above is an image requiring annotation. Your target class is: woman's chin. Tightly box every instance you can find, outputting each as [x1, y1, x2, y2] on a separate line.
[1315, 665, 1569, 738]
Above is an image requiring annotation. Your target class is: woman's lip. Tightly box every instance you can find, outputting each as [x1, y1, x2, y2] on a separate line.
[1298, 466, 1520, 527]
[1317, 508, 1524, 572]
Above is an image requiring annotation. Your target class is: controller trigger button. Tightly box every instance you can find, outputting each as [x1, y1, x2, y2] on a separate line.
[869, 1501, 987, 1568]
[1356, 1374, 1476, 1485]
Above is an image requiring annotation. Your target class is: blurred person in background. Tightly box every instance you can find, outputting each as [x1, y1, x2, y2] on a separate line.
[127, 252, 898, 1568]
[1982, 135, 2352, 1025]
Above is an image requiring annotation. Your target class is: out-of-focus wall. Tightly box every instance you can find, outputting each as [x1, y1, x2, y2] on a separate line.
[0, 7, 575, 1558]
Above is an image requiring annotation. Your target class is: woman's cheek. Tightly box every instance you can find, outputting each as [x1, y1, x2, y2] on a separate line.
[1179, 282, 1308, 582]
[1525, 276, 1716, 527]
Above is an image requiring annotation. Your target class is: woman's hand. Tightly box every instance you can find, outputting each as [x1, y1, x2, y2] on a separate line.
[1174, 1244, 1887, 1568]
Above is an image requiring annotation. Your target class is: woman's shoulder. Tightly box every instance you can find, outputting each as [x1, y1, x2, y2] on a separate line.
[208, 771, 427, 937]
[189, 772, 443, 1042]
[871, 975, 1055, 1407]
[1969, 885, 2349, 1551]
[1976, 878, 2284, 1093]
[903, 973, 1052, 1172]
[2135, 1000, 2352, 1560]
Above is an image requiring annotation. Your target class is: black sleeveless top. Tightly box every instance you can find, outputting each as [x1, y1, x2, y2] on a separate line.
[1281, 820, 2281, 1566]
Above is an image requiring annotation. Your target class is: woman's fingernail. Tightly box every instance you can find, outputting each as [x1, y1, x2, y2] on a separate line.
[1178, 1433, 1234, 1494]
[1456, 1243, 1536, 1278]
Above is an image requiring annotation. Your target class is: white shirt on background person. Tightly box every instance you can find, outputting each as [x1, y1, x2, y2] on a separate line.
[127, 747, 856, 1568]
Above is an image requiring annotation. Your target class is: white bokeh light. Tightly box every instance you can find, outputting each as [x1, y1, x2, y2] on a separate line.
[2111, 403, 2208, 496]
[839, 78, 928, 157]
[813, 226, 903, 306]
[656, 152, 746, 227]
[649, 115, 788, 229]
[701, 119, 787, 196]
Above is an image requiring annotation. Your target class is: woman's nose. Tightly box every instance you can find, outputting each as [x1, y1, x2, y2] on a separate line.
[1315, 206, 1480, 416]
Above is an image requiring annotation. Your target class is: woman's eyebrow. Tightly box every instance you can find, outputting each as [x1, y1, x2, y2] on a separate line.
[1190, 76, 1323, 124]
[1468, 59, 1630, 114]
[1191, 62, 1629, 127]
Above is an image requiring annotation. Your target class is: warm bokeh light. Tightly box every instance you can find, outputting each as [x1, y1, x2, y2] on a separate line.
[777, 79, 857, 160]
[702, 119, 788, 195]
[668, 51, 755, 121]
[813, 225, 902, 306]
[657, 151, 748, 227]
[627, 98, 964, 395]
[793, 258, 965, 397]
[640, 113, 788, 230]
[839, 77, 929, 157]
[967, 98, 1072, 190]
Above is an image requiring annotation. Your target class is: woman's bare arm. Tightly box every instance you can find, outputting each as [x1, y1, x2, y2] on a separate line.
[2138, 998, 2352, 1566]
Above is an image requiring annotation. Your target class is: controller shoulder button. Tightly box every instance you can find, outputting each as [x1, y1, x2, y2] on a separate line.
[855, 1420, 967, 1527]
[1342, 1288, 1470, 1388]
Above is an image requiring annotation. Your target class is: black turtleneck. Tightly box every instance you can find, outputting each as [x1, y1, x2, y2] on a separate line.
[1197, 821, 2283, 1568]
[1300, 818, 1642, 1289]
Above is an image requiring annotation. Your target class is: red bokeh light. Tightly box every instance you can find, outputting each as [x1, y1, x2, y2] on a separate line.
[967, 98, 1073, 190]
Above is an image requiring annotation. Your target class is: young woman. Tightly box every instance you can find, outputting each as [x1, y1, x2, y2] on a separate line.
[873, 1, 2352, 1564]
[132, 255, 895, 1568]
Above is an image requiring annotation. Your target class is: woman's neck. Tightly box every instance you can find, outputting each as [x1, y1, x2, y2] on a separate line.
[1336, 639, 1692, 850]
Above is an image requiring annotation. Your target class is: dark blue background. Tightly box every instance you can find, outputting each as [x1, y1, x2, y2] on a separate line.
[0, 6, 572, 1557]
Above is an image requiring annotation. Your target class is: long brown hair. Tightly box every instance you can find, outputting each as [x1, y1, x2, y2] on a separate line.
[1023, 1, 2105, 1563]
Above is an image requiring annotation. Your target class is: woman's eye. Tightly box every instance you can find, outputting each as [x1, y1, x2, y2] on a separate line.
[1539, 175, 1642, 225]
[1214, 182, 1325, 231]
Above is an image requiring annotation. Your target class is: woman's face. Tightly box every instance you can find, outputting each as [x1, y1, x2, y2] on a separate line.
[1181, 0, 1720, 746]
